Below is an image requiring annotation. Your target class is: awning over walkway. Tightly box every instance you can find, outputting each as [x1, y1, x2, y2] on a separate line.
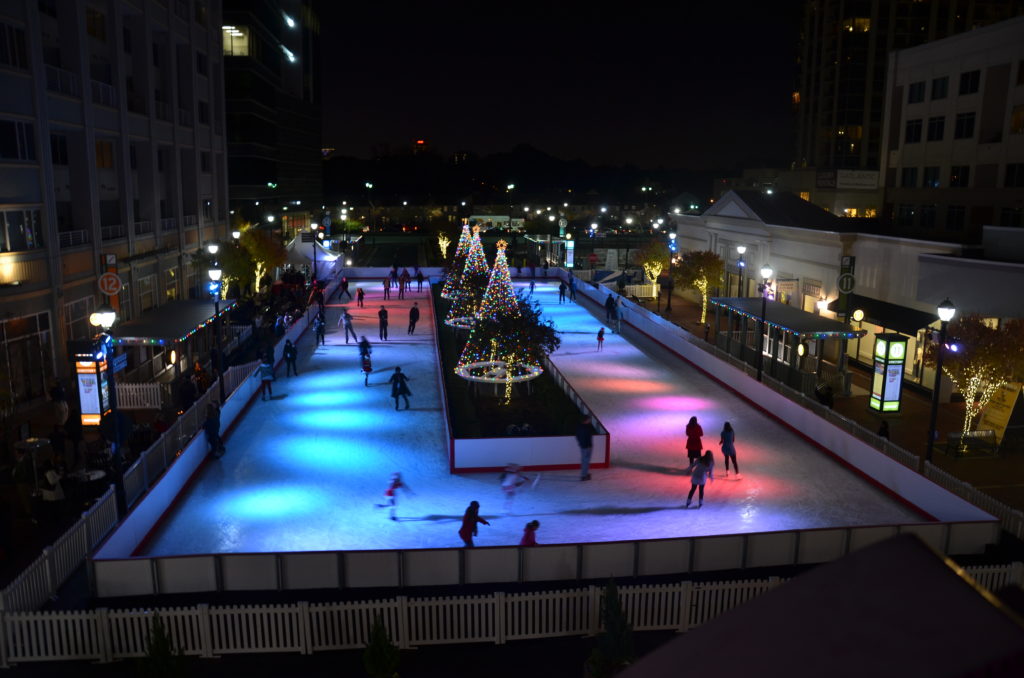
[108, 299, 236, 346]
[711, 297, 865, 339]
[827, 294, 937, 336]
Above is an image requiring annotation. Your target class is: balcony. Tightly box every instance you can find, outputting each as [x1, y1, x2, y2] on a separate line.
[101, 224, 125, 240]
[160, 217, 178, 232]
[91, 80, 117, 108]
[58, 230, 90, 248]
[134, 220, 154, 235]
[183, 215, 198, 227]
[178, 108, 193, 127]
[45, 65, 81, 97]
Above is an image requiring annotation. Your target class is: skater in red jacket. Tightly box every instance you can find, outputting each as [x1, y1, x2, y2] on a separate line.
[458, 501, 490, 547]
[519, 520, 540, 546]
[375, 472, 413, 521]
[685, 416, 704, 472]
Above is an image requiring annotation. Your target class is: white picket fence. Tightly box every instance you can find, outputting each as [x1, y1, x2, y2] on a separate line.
[115, 383, 163, 410]
[624, 283, 658, 299]
[923, 462, 1024, 540]
[2, 564, 1018, 667]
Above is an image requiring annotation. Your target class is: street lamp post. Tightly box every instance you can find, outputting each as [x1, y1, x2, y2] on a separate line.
[207, 243, 226, 403]
[507, 183, 515, 230]
[665, 232, 677, 313]
[310, 223, 318, 280]
[756, 264, 774, 382]
[365, 182, 374, 229]
[926, 298, 956, 463]
[735, 245, 746, 297]
[89, 305, 127, 516]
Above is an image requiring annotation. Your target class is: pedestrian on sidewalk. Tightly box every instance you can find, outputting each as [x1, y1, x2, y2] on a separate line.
[686, 451, 715, 508]
[338, 309, 357, 343]
[356, 287, 365, 308]
[576, 415, 597, 480]
[388, 366, 411, 410]
[204, 402, 225, 458]
[415, 269, 424, 292]
[558, 281, 566, 303]
[375, 472, 414, 521]
[519, 520, 540, 546]
[378, 306, 389, 340]
[408, 302, 420, 334]
[382, 276, 391, 300]
[458, 500, 490, 548]
[597, 327, 605, 351]
[359, 336, 372, 386]
[283, 340, 298, 376]
[604, 294, 615, 322]
[256, 358, 275, 400]
[339, 276, 352, 299]
[720, 421, 740, 478]
[685, 416, 704, 472]
[878, 420, 890, 440]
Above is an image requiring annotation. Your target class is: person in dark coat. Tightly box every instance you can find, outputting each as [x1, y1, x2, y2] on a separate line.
[314, 314, 326, 346]
[408, 302, 420, 335]
[458, 500, 490, 547]
[558, 281, 566, 303]
[415, 269, 424, 292]
[65, 411, 84, 470]
[604, 294, 615, 322]
[339, 310, 357, 343]
[388, 366, 411, 410]
[356, 287, 365, 308]
[283, 339, 298, 376]
[720, 421, 740, 477]
[359, 336, 373, 386]
[378, 306, 389, 341]
[576, 415, 597, 481]
[339, 276, 352, 299]
[382, 277, 391, 300]
[685, 416, 704, 472]
[204, 403, 225, 458]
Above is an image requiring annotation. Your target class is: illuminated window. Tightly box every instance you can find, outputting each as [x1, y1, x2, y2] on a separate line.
[222, 25, 249, 56]
[95, 139, 114, 169]
[843, 208, 859, 217]
[1010, 105, 1024, 135]
[949, 165, 970, 188]
[792, 91, 800, 105]
[799, 191, 810, 201]
[841, 18, 870, 32]
[863, 208, 877, 218]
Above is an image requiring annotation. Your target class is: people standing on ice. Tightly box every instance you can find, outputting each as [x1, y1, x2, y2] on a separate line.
[604, 294, 615, 322]
[378, 305, 389, 341]
[686, 450, 715, 508]
[720, 421, 740, 478]
[408, 302, 420, 335]
[576, 415, 597, 481]
[358, 336, 372, 386]
[356, 287, 365, 308]
[568, 275, 577, 301]
[339, 276, 352, 299]
[558, 281, 566, 303]
[415, 268, 425, 292]
[314, 313, 326, 346]
[256, 358, 275, 401]
[685, 416, 704, 472]
[382, 276, 391, 300]
[375, 472, 414, 521]
[399, 268, 411, 298]
[204, 403, 225, 458]
[519, 520, 540, 546]
[283, 339, 298, 376]
[458, 500, 490, 547]
[339, 309, 357, 344]
[597, 327, 605, 351]
[389, 366, 411, 410]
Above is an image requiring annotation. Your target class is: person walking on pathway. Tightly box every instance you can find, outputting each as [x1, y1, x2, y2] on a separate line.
[597, 327, 605, 351]
[686, 450, 715, 508]
[408, 302, 420, 335]
[382, 276, 391, 300]
[356, 287, 365, 308]
[685, 416, 704, 472]
[256, 358, 275, 401]
[388, 366, 411, 410]
[375, 472, 414, 521]
[604, 294, 615, 322]
[568, 275, 577, 301]
[520, 520, 540, 546]
[576, 415, 597, 481]
[338, 276, 352, 299]
[558, 281, 566, 303]
[339, 309, 357, 344]
[283, 340, 298, 376]
[415, 269, 424, 292]
[458, 500, 490, 547]
[358, 336, 372, 386]
[204, 402, 225, 458]
[378, 306, 389, 341]
[720, 421, 740, 478]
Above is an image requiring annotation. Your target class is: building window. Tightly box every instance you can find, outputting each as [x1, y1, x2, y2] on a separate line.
[138, 274, 156, 312]
[0, 120, 35, 161]
[926, 116, 944, 141]
[129, 143, 137, 170]
[1, 208, 44, 252]
[202, 200, 213, 220]
[896, 204, 915, 227]
[0, 311, 55, 405]
[901, 166, 918, 188]
[197, 100, 209, 124]
[222, 25, 250, 56]
[947, 205, 966, 230]
[50, 134, 68, 165]
[1001, 208, 1023, 228]
[959, 69, 980, 95]
[949, 165, 970, 188]
[194, 1, 207, 25]
[931, 76, 948, 100]
[196, 51, 207, 75]
[954, 112, 975, 139]
[95, 139, 114, 168]
[63, 296, 96, 342]
[904, 119, 922, 144]
[923, 166, 940, 188]
[841, 17, 870, 32]
[85, 7, 106, 41]
[0, 23, 28, 70]
[1011, 105, 1024, 135]
[908, 81, 925, 103]
[157, 147, 169, 171]
[919, 204, 937, 228]
[200, 151, 211, 172]
[1006, 163, 1024, 188]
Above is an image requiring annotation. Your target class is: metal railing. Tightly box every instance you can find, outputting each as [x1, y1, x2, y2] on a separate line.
[133, 220, 153, 235]
[90, 80, 116, 107]
[45, 65, 80, 97]
[100, 224, 125, 240]
[183, 214, 198, 227]
[160, 217, 177, 232]
[57, 230, 89, 248]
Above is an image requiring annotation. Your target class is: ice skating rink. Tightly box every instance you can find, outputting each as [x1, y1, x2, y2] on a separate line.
[140, 281, 924, 556]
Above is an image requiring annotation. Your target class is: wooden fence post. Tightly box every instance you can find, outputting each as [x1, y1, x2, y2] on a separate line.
[298, 601, 311, 654]
[494, 591, 505, 645]
[1011, 562, 1024, 587]
[396, 596, 410, 650]
[0, 609, 8, 668]
[677, 581, 693, 633]
[96, 607, 112, 663]
[588, 585, 601, 636]
[197, 603, 213, 658]
[42, 548, 56, 602]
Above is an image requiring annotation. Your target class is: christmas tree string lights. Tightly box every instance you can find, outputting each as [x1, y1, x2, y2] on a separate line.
[440, 222, 472, 300]
[445, 227, 490, 329]
[477, 240, 519, 321]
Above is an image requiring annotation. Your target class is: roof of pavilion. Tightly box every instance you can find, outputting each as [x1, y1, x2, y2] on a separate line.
[107, 299, 237, 345]
[710, 297, 865, 340]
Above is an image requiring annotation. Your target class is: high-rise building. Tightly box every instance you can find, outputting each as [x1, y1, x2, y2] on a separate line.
[0, 0, 229, 407]
[221, 0, 320, 239]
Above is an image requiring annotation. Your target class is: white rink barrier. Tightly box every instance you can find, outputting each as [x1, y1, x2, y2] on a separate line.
[4, 562, 1020, 667]
[89, 520, 999, 599]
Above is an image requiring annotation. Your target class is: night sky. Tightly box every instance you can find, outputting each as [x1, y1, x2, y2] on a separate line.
[317, 2, 802, 170]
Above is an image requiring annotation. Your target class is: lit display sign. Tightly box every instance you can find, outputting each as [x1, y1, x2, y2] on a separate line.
[72, 339, 112, 426]
[869, 333, 908, 413]
[565, 239, 575, 268]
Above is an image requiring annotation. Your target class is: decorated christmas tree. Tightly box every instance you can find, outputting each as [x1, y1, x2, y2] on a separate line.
[476, 240, 519, 322]
[440, 222, 473, 300]
[445, 227, 489, 328]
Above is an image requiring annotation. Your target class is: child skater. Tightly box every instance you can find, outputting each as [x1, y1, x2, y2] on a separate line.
[520, 520, 540, 546]
[597, 327, 605, 351]
[686, 450, 715, 508]
[500, 463, 535, 512]
[376, 472, 414, 521]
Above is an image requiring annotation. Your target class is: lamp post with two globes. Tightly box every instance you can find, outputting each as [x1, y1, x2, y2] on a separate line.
[755, 264, 774, 382]
[925, 298, 957, 463]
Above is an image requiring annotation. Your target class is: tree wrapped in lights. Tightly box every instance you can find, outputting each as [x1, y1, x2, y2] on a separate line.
[924, 314, 1024, 439]
[438, 233, 451, 260]
[477, 240, 518, 321]
[638, 239, 669, 284]
[673, 249, 724, 324]
[445, 227, 489, 328]
[440, 222, 473, 299]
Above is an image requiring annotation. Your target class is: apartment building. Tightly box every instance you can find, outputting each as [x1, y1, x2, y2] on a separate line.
[881, 16, 1024, 241]
[0, 0, 229, 408]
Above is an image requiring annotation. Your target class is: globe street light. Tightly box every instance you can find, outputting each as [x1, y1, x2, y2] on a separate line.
[89, 304, 127, 515]
[926, 298, 956, 463]
[736, 245, 747, 297]
[756, 264, 774, 382]
[507, 183, 515, 230]
[665, 233, 678, 313]
[207, 251, 226, 403]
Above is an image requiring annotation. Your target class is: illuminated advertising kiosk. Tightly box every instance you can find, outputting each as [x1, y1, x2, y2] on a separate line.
[70, 338, 112, 426]
[869, 333, 908, 413]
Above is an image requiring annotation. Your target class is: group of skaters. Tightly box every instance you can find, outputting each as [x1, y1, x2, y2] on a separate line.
[683, 416, 740, 508]
[381, 267, 425, 300]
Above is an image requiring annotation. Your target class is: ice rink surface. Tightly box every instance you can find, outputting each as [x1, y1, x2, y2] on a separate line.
[141, 281, 923, 556]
